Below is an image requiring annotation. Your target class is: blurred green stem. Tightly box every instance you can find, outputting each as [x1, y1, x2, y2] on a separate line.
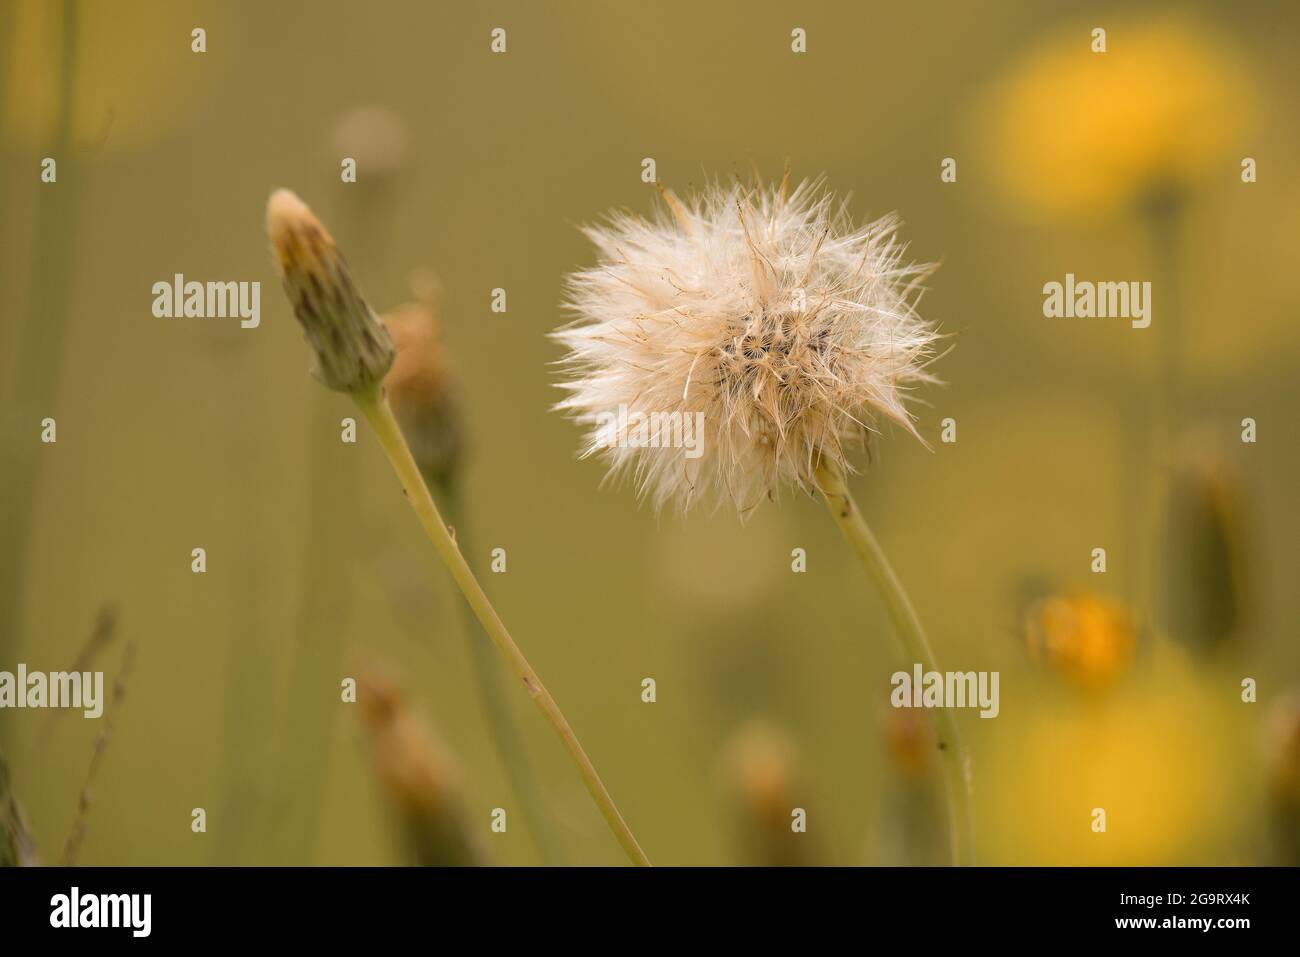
[432, 471, 567, 865]
[355, 389, 650, 866]
[0, 0, 81, 699]
[1132, 189, 1186, 626]
[815, 461, 974, 867]
[269, 194, 385, 863]
[1148, 192, 1186, 450]
[273, 393, 359, 863]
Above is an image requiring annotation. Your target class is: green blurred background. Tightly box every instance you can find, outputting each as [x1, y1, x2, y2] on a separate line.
[2, 0, 1298, 866]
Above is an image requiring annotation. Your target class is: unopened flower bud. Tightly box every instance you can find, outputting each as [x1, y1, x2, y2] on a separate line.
[357, 667, 481, 867]
[1161, 448, 1246, 655]
[266, 189, 394, 395]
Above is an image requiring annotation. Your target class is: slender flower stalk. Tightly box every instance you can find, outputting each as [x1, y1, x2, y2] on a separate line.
[815, 461, 973, 866]
[435, 475, 567, 864]
[270, 393, 359, 864]
[1137, 190, 1185, 631]
[383, 286, 566, 864]
[0, 0, 83, 696]
[267, 189, 649, 866]
[352, 390, 649, 866]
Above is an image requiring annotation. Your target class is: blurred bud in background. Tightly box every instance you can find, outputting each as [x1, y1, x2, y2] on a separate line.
[381, 271, 466, 494]
[331, 105, 408, 182]
[357, 667, 482, 867]
[366, 272, 467, 660]
[1265, 692, 1300, 865]
[654, 517, 794, 732]
[330, 104, 408, 253]
[974, 16, 1255, 220]
[1024, 592, 1136, 694]
[875, 705, 946, 866]
[1160, 445, 1247, 657]
[883, 701, 937, 780]
[723, 721, 815, 867]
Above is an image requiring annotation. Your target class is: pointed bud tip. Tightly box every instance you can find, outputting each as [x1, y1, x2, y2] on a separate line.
[267, 188, 334, 266]
[266, 187, 308, 232]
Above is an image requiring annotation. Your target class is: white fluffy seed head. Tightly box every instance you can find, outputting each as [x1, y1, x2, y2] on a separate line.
[552, 176, 943, 515]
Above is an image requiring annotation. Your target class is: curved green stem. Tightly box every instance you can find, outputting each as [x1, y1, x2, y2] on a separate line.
[355, 390, 650, 866]
[815, 461, 974, 866]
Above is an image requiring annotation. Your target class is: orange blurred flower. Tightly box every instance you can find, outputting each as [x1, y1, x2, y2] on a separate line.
[1025, 592, 1136, 693]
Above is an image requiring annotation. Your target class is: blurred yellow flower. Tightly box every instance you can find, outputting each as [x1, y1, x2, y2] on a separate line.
[985, 674, 1236, 864]
[1025, 593, 1135, 693]
[977, 17, 1255, 218]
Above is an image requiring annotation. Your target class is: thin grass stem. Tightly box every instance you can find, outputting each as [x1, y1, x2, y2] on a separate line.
[433, 472, 567, 864]
[0, 0, 83, 695]
[354, 389, 650, 866]
[815, 461, 974, 866]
